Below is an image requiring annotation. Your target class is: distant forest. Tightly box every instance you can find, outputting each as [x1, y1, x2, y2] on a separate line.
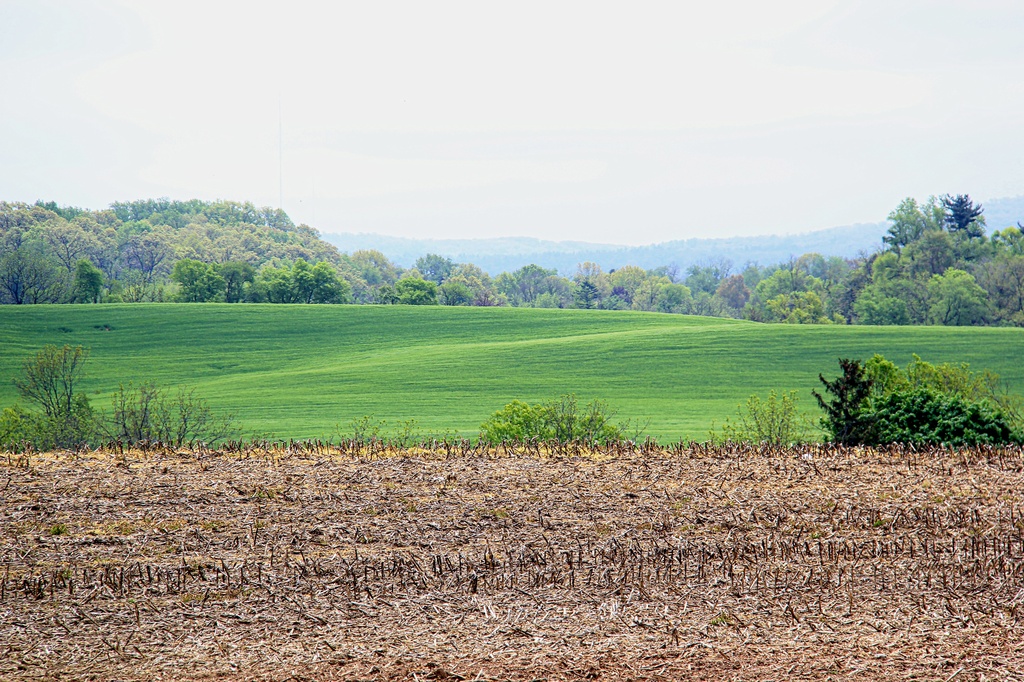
[1, 196, 1022, 326]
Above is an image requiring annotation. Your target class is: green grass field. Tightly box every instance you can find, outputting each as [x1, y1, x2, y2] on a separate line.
[1, 304, 1022, 441]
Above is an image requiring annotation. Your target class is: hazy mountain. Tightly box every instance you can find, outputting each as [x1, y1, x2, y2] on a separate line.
[322, 222, 888, 276]
[322, 194, 1024, 275]
[983, 195, 1024, 230]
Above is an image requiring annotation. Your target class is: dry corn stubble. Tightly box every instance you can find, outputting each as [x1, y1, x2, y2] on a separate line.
[1, 441, 1023, 681]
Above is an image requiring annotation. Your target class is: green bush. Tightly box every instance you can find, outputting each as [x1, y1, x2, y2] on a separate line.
[816, 354, 1024, 445]
[0, 397, 96, 452]
[712, 390, 815, 445]
[869, 388, 1020, 446]
[480, 394, 623, 444]
[479, 401, 547, 443]
[0, 405, 35, 451]
[341, 415, 423, 447]
[865, 353, 1023, 430]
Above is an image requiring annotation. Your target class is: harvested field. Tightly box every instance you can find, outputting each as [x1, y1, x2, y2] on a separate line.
[2, 442, 1023, 681]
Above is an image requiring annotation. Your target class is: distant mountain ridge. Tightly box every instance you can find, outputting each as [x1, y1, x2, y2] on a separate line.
[982, 195, 1024, 231]
[322, 222, 889, 275]
[323, 194, 1024, 275]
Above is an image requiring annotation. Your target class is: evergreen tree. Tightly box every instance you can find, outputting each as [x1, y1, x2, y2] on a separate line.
[812, 358, 874, 444]
[942, 194, 985, 239]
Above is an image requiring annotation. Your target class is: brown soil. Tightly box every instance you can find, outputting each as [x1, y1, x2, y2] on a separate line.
[1, 442, 1022, 680]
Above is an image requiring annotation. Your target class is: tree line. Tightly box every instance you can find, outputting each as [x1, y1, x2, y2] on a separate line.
[2, 195, 1022, 326]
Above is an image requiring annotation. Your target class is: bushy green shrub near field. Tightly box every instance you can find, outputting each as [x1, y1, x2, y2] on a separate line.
[866, 353, 1023, 422]
[870, 388, 1019, 446]
[3, 345, 96, 449]
[0, 401, 95, 452]
[710, 390, 817, 445]
[815, 355, 1023, 446]
[479, 394, 625, 444]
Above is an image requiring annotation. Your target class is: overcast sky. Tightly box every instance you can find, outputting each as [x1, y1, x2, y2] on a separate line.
[2, 1, 1023, 244]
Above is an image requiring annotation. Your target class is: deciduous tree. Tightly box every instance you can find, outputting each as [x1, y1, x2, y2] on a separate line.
[172, 259, 226, 302]
[927, 268, 989, 326]
[72, 259, 104, 303]
[0, 246, 61, 304]
[217, 261, 255, 303]
[414, 253, 456, 284]
[395, 277, 438, 305]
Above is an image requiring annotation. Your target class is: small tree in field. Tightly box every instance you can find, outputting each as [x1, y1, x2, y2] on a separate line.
[11, 344, 95, 448]
[813, 358, 874, 445]
[14, 345, 88, 418]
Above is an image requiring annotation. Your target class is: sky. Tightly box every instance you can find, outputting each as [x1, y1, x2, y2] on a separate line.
[2, 0, 1023, 245]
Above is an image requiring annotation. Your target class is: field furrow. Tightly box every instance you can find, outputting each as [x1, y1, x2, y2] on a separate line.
[2, 443, 1022, 680]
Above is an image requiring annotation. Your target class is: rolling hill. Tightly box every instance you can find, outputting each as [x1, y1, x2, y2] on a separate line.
[1, 305, 1022, 441]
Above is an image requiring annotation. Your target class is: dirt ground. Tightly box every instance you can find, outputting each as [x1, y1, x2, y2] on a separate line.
[2, 442, 1022, 680]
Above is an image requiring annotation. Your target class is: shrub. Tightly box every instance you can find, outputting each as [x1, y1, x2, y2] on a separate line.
[480, 394, 623, 444]
[863, 354, 904, 396]
[0, 405, 35, 451]
[544, 394, 622, 443]
[31, 395, 96, 450]
[13, 344, 89, 420]
[817, 354, 1024, 445]
[104, 382, 237, 446]
[869, 388, 1020, 446]
[341, 415, 423, 447]
[713, 390, 815, 445]
[479, 401, 547, 443]
[3, 345, 238, 451]
[865, 353, 1023, 430]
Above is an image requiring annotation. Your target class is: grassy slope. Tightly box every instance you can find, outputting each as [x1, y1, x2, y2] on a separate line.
[1, 304, 1022, 440]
